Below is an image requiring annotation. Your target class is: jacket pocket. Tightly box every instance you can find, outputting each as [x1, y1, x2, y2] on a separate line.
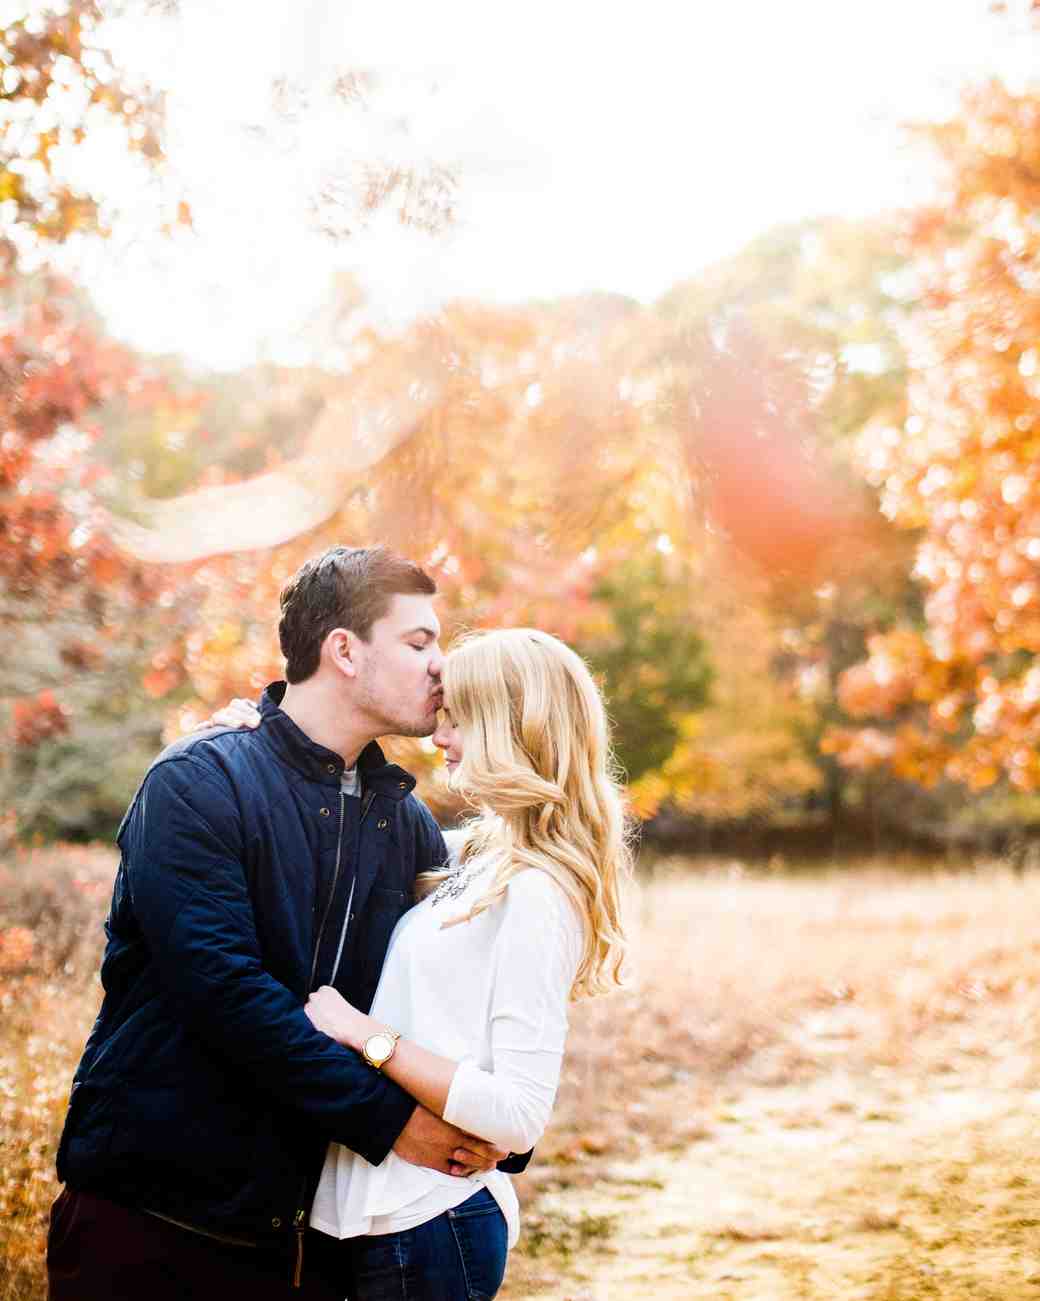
[56, 1082, 118, 1185]
[111, 1079, 259, 1197]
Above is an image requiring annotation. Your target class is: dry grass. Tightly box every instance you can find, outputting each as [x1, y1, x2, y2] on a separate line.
[505, 855, 1040, 1292]
[0, 846, 114, 1301]
[521, 855, 1040, 1175]
[544, 858, 1040, 1155]
[5, 849, 1040, 1299]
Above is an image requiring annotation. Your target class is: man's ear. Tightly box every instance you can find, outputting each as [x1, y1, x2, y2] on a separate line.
[325, 627, 359, 679]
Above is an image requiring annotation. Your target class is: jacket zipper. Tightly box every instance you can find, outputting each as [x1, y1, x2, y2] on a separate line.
[292, 786, 376, 1284]
[308, 790, 346, 991]
[291, 789, 346, 1284]
[142, 1207, 260, 1248]
[328, 788, 375, 988]
[291, 1207, 306, 1288]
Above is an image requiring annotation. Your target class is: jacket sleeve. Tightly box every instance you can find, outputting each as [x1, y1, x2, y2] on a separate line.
[412, 797, 450, 873]
[122, 753, 414, 1166]
[496, 1148, 534, 1174]
[440, 871, 582, 1154]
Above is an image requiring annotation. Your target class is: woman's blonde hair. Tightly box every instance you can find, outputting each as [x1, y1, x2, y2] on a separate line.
[424, 628, 632, 1000]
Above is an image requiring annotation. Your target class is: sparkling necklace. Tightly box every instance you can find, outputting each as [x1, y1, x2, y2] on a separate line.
[429, 855, 491, 907]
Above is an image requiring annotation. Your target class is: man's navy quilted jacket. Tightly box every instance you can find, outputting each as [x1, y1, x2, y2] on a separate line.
[55, 682, 527, 1245]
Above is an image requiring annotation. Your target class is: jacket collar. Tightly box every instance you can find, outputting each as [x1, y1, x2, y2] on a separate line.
[258, 682, 417, 799]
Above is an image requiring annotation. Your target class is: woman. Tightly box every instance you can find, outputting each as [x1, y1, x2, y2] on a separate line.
[213, 628, 630, 1300]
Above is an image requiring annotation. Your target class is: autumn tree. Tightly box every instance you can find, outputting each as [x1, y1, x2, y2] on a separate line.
[123, 294, 658, 715]
[1, 1, 475, 840]
[620, 219, 925, 828]
[0, 1, 189, 841]
[828, 81, 1040, 803]
[112, 220, 920, 828]
[578, 549, 713, 785]
[0, 0, 170, 253]
[0, 271, 197, 839]
[109, 260, 859, 827]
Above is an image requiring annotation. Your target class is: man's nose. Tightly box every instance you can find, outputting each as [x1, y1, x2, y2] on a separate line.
[428, 645, 444, 678]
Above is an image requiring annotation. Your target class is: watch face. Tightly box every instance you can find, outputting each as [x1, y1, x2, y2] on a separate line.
[367, 1033, 394, 1061]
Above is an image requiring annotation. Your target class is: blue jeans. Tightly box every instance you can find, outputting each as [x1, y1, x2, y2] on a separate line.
[345, 1187, 508, 1301]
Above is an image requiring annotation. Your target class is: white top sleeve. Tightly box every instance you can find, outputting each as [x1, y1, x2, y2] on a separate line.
[441, 870, 584, 1152]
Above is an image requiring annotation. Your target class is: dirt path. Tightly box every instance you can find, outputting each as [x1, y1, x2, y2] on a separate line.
[506, 1074, 1040, 1300]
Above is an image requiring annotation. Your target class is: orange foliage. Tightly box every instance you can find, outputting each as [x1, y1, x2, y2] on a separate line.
[0, 924, 34, 971]
[123, 288, 873, 819]
[836, 81, 1040, 790]
[152, 296, 659, 728]
[0, 1, 173, 251]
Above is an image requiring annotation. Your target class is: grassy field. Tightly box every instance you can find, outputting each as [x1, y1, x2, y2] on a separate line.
[3, 849, 1040, 1299]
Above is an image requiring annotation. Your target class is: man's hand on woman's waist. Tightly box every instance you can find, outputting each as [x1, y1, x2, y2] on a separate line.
[392, 1105, 507, 1178]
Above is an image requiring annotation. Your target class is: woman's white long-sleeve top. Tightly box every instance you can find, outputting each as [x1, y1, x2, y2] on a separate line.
[309, 849, 583, 1248]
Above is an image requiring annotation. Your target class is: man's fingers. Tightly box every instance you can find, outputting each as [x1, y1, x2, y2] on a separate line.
[455, 1142, 506, 1163]
[453, 1142, 506, 1171]
[391, 1109, 503, 1177]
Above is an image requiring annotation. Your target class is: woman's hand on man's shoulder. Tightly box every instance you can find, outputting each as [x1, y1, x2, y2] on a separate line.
[194, 698, 262, 731]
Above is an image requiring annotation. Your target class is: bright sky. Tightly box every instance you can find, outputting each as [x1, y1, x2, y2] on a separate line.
[76, 0, 1038, 370]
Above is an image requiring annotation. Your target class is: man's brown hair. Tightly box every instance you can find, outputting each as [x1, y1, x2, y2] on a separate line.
[278, 546, 436, 683]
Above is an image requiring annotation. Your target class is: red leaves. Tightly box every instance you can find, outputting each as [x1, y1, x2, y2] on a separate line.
[11, 691, 69, 747]
[0, 275, 189, 754]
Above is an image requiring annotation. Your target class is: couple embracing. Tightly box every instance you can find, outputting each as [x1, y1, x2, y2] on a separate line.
[47, 545, 630, 1300]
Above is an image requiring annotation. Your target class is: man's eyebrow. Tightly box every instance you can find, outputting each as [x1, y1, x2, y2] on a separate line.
[401, 626, 440, 640]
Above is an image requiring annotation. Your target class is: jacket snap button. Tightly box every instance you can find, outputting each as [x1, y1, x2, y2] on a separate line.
[319, 807, 331, 817]
[326, 764, 336, 774]
[271, 1217, 282, 1228]
[377, 818, 388, 830]
[398, 781, 407, 789]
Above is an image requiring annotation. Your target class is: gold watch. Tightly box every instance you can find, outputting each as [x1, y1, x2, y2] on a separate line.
[362, 1028, 400, 1070]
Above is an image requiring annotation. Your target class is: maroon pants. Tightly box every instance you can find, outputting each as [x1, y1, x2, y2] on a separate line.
[47, 1188, 346, 1301]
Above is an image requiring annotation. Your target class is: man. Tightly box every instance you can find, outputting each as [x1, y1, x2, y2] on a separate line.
[47, 546, 528, 1299]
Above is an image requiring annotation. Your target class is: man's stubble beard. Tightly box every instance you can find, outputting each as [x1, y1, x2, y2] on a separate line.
[356, 663, 438, 740]
[391, 718, 438, 738]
